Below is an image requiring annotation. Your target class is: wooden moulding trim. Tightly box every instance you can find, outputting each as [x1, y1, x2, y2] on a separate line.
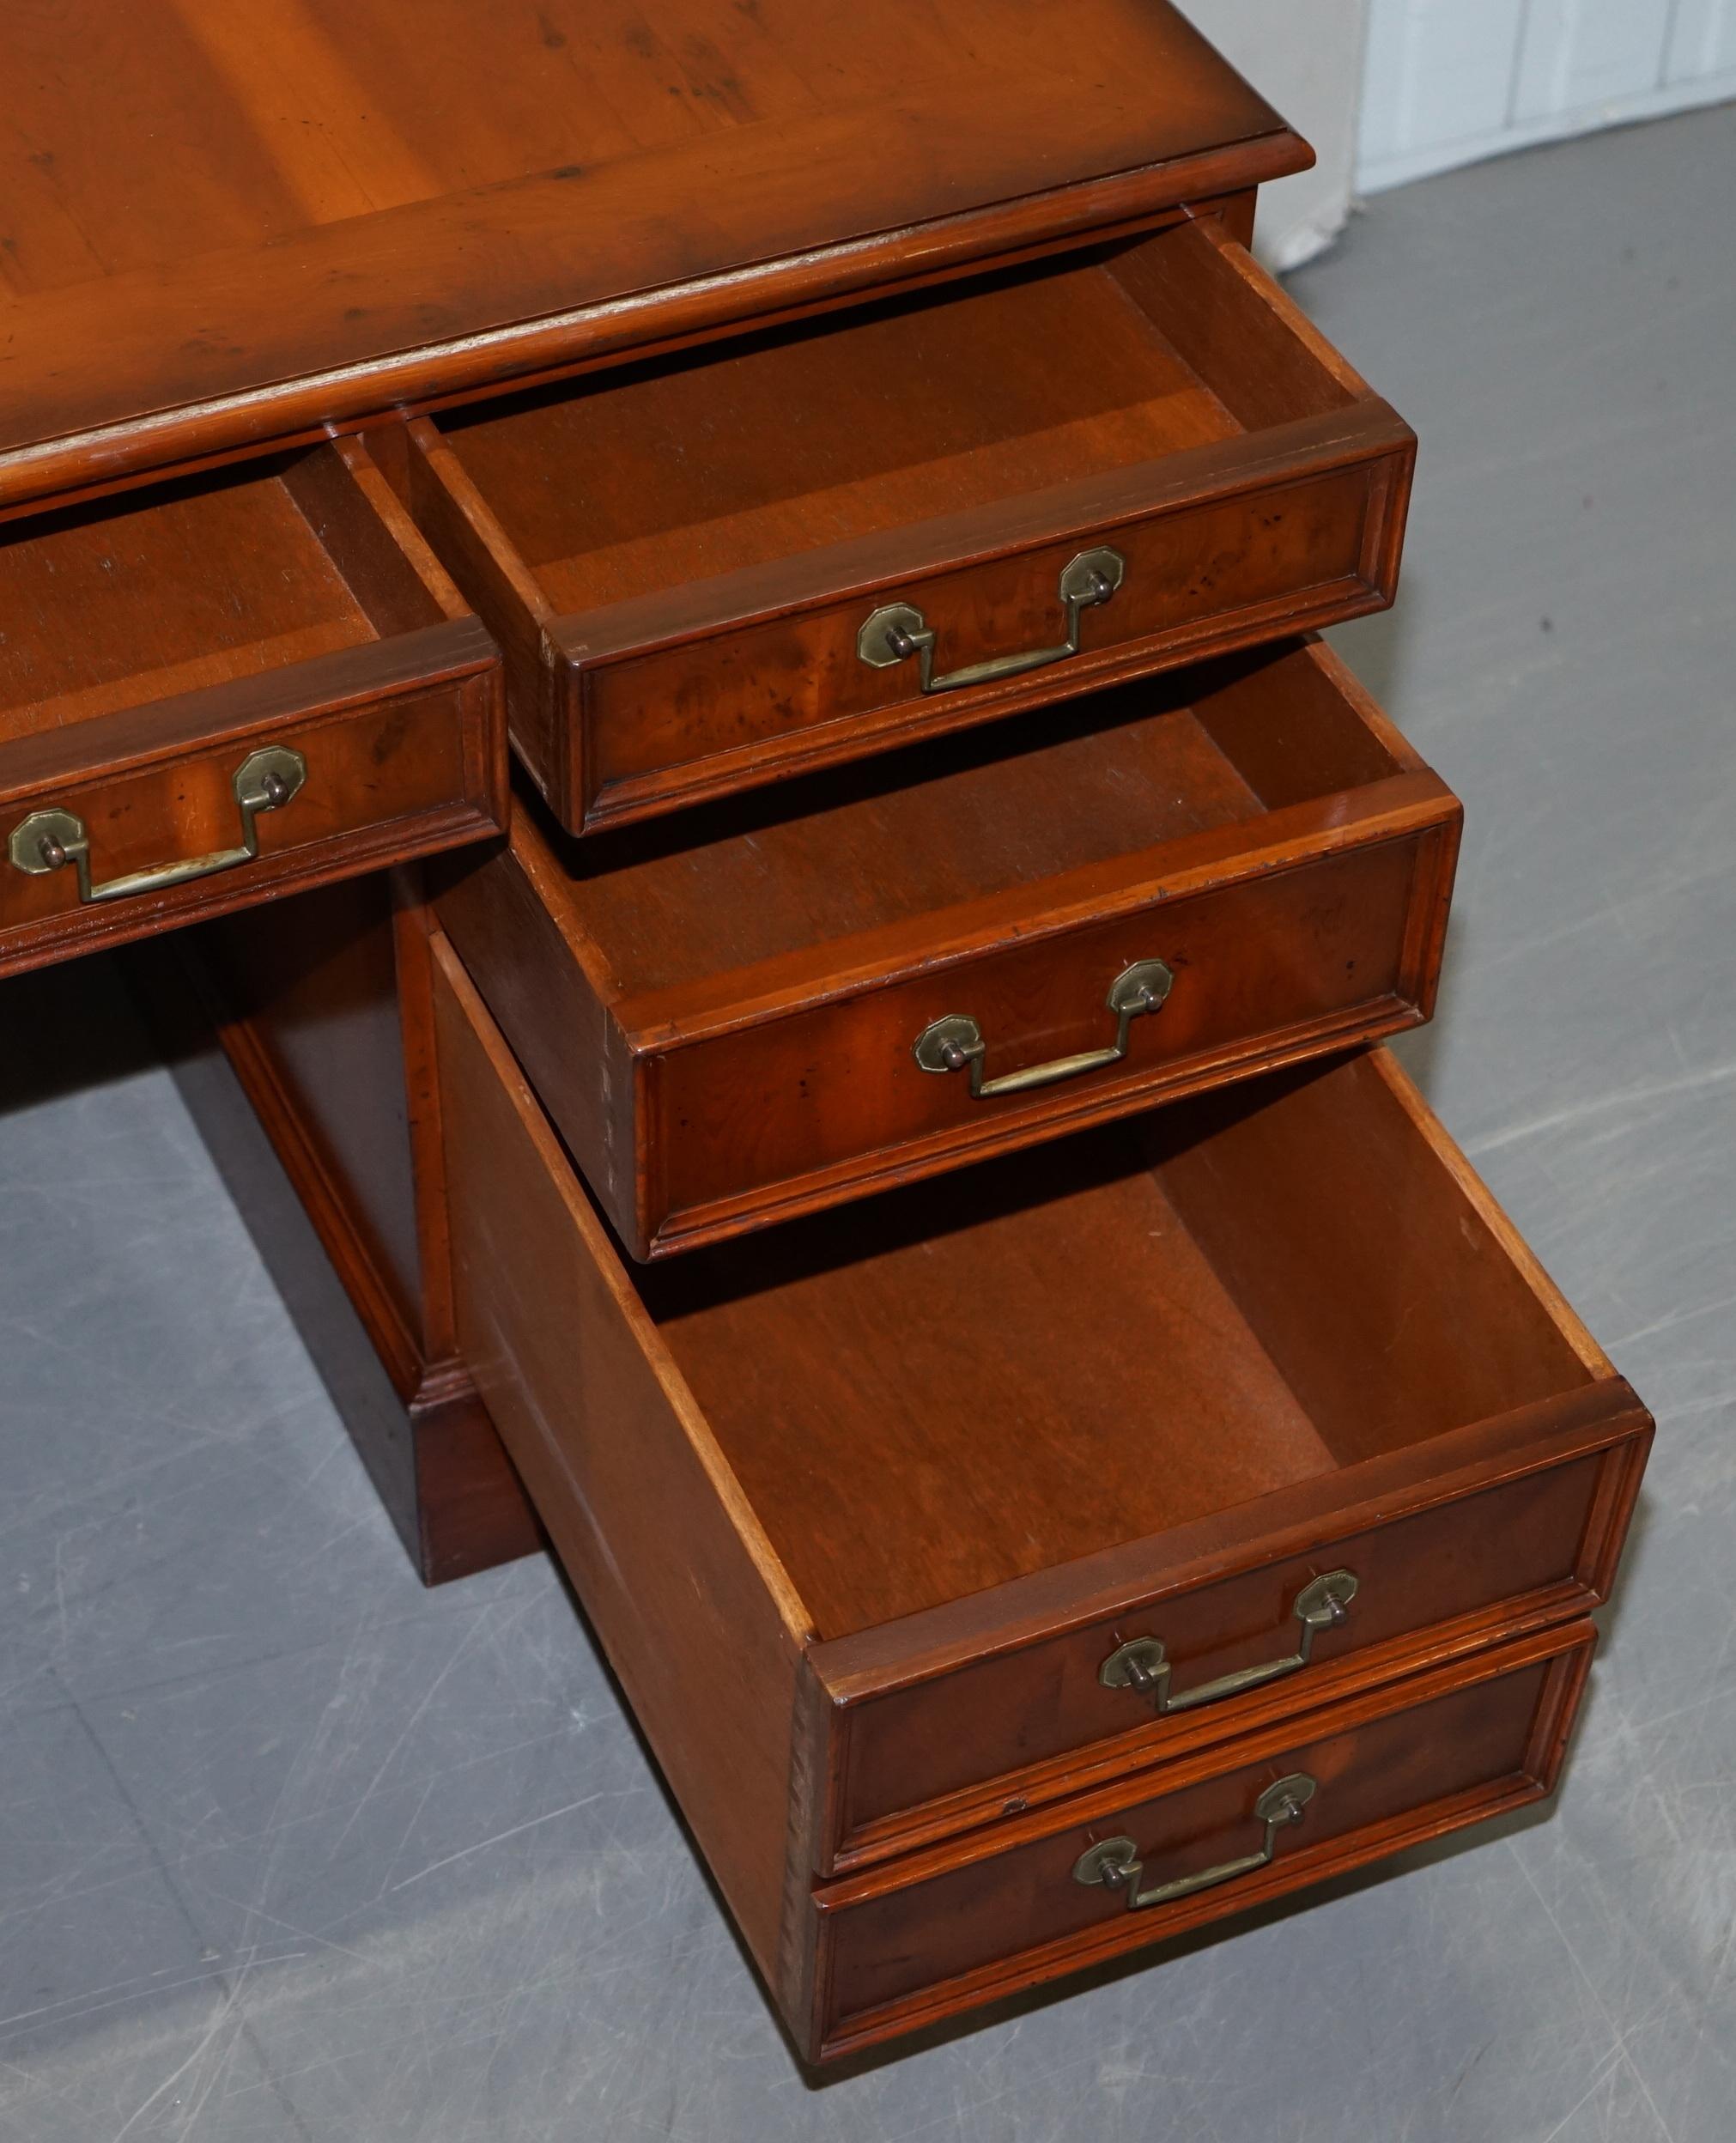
[0, 203, 1203, 539]
[1399, 820, 1463, 1026]
[816, 1633, 1594, 2061]
[1523, 1625, 1599, 1788]
[467, 674, 513, 839]
[1367, 1053, 1618, 1379]
[1575, 1418, 1655, 1602]
[0, 130, 1310, 515]
[809, 1379, 1652, 1703]
[425, 932, 817, 1649]
[552, 405, 1414, 670]
[1357, 429, 1417, 598]
[175, 935, 427, 1402]
[0, 617, 499, 801]
[644, 993, 1430, 1260]
[616, 777, 1459, 1043]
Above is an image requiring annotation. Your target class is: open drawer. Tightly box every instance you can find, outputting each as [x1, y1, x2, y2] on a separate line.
[431, 939, 1650, 2059]
[435, 639, 1461, 1260]
[0, 440, 506, 977]
[404, 216, 1414, 834]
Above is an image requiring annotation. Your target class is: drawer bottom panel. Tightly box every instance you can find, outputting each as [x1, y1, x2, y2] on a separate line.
[812, 1621, 1593, 2059]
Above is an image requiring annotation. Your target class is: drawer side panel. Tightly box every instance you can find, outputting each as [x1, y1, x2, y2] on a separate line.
[429, 933, 814, 1981]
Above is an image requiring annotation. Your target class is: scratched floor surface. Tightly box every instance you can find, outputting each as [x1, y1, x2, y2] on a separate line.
[2, 100, 1733, 2143]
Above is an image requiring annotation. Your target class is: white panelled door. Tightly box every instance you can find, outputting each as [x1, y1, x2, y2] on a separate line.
[1668, 0, 1736, 80]
[1360, 0, 1736, 192]
[1361, 0, 1523, 178]
[1512, 0, 1678, 120]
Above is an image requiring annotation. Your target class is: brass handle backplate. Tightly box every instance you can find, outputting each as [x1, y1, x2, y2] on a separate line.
[9, 745, 307, 907]
[1099, 1571, 1359, 1715]
[1073, 1773, 1317, 1912]
[914, 957, 1173, 1102]
[859, 546, 1125, 695]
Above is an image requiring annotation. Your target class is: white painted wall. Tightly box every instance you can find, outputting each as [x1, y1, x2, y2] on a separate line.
[1361, 0, 1736, 192]
[1175, 0, 1370, 268]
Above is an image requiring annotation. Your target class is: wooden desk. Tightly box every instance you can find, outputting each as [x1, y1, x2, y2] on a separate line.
[0, 0, 1648, 2065]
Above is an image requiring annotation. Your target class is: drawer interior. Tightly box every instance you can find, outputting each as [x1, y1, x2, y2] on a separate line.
[528, 640, 1410, 995]
[631, 1051, 1601, 1639]
[430, 222, 1362, 618]
[434, 940, 1633, 2036]
[0, 446, 458, 738]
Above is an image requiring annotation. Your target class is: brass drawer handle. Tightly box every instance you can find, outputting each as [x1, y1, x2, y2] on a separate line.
[9, 745, 307, 907]
[914, 957, 1173, 1102]
[858, 546, 1125, 695]
[1099, 1570, 1360, 1714]
[1073, 1774, 1317, 1911]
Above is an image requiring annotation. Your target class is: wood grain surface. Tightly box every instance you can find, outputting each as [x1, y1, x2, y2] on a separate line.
[0, 0, 1306, 507]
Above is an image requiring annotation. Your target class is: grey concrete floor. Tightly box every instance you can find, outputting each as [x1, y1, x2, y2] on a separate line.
[3, 101, 1733, 2142]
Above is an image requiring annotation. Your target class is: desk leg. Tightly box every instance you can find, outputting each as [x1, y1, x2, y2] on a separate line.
[127, 867, 542, 1585]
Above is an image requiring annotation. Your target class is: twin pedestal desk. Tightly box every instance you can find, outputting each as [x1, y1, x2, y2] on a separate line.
[0, 1, 1648, 2064]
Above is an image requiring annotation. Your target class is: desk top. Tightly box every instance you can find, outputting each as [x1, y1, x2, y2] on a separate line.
[0, 0, 1304, 510]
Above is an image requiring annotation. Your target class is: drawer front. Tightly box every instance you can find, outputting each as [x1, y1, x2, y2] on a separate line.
[0, 438, 507, 975]
[580, 451, 1408, 828]
[0, 641, 503, 976]
[813, 1624, 1593, 2060]
[831, 1423, 1643, 1866]
[644, 825, 1453, 1253]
